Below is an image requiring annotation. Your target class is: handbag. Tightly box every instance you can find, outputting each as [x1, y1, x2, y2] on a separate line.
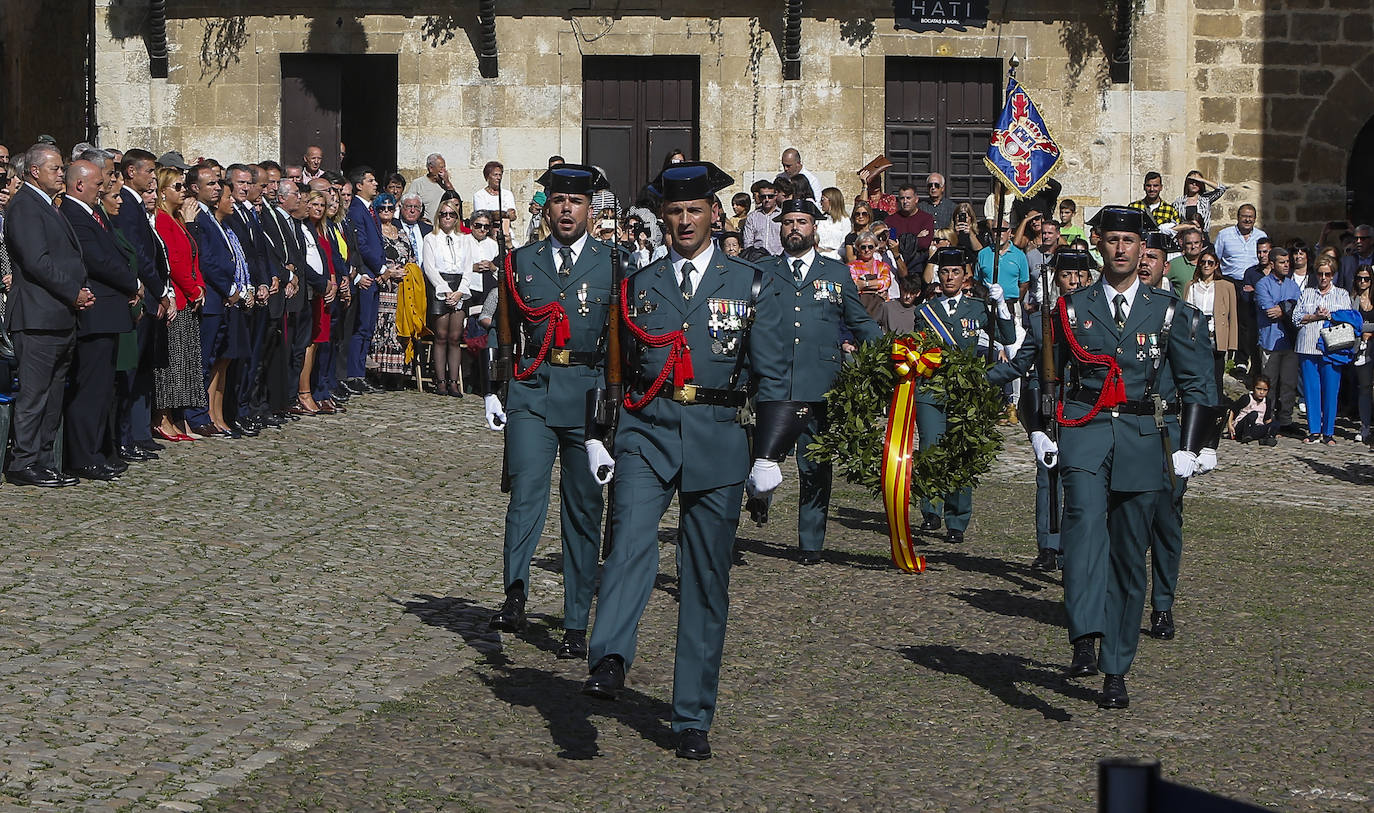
[1319, 321, 1357, 352]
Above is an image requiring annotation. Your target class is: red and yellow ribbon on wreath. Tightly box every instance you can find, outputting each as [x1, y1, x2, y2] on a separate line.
[881, 336, 943, 573]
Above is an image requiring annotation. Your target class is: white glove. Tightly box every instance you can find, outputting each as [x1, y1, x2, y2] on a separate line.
[986, 282, 1005, 303]
[483, 394, 506, 431]
[585, 439, 615, 485]
[1030, 431, 1058, 468]
[746, 459, 783, 496]
[1172, 450, 1197, 479]
[1195, 448, 1217, 475]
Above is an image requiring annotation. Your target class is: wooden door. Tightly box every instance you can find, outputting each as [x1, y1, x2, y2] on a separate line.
[583, 56, 699, 207]
[281, 54, 341, 170]
[885, 58, 1001, 204]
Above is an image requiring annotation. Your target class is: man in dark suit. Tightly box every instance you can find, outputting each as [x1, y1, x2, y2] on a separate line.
[256, 163, 302, 421]
[3, 144, 92, 487]
[60, 160, 140, 480]
[397, 192, 432, 266]
[110, 148, 172, 460]
[224, 163, 274, 435]
[277, 181, 327, 396]
[343, 165, 384, 393]
[183, 163, 235, 436]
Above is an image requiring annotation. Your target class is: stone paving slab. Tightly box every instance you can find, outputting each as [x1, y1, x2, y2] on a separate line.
[2, 391, 1372, 810]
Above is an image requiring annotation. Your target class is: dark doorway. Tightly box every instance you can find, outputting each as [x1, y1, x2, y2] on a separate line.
[583, 56, 699, 208]
[281, 54, 397, 176]
[885, 57, 1001, 204]
[1348, 117, 1374, 227]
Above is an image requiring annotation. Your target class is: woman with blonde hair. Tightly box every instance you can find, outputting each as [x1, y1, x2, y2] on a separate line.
[816, 187, 850, 261]
[151, 167, 207, 441]
[843, 201, 875, 263]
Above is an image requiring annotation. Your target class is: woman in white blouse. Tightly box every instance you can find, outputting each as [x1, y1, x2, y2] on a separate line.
[815, 187, 851, 261]
[1293, 253, 1354, 444]
[422, 198, 474, 396]
[1183, 247, 1236, 399]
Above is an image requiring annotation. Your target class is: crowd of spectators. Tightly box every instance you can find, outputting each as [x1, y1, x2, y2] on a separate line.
[5, 135, 1374, 487]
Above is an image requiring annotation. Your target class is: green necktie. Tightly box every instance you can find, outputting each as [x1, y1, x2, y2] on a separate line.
[558, 246, 573, 276]
[680, 261, 696, 299]
[1113, 293, 1127, 329]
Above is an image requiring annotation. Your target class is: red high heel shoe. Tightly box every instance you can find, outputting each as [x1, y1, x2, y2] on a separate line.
[154, 426, 190, 443]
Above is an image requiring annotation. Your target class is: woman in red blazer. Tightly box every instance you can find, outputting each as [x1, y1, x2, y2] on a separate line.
[151, 166, 207, 441]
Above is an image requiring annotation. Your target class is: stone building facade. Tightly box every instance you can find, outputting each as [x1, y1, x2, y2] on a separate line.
[2, 1, 1368, 242]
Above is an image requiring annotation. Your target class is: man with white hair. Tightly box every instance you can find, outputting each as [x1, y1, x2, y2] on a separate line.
[397, 191, 431, 265]
[405, 153, 458, 226]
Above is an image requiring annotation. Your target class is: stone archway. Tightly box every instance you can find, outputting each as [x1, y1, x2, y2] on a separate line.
[1347, 116, 1374, 227]
[1296, 53, 1374, 223]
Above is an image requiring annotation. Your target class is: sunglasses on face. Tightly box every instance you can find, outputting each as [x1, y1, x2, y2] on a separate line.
[1317, 271, 1335, 277]
[171, 182, 184, 191]
[377, 205, 395, 211]
[1357, 276, 1371, 282]
[439, 211, 460, 219]
[1198, 259, 1218, 266]
[927, 183, 942, 188]
[856, 244, 876, 251]
[471, 222, 491, 229]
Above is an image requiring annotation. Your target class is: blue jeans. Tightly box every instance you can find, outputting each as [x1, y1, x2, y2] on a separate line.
[1299, 353, 1343, 437]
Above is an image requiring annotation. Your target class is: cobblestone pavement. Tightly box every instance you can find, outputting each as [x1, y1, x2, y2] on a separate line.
[2, 391, 1371, 811]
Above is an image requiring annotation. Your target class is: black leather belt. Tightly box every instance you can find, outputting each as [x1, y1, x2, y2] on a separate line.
[532, 349, 601, 368]
[1068, 387, 1179, 416]
[635, 379, 747, 407]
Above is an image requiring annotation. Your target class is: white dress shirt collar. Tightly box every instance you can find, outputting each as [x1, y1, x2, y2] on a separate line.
[24, 182, 57, 204]
[784, 248, 818, 282]
[669, 243, 716, 288]
[1101, 275, 1141, 310]
[550, 231, 590, 265]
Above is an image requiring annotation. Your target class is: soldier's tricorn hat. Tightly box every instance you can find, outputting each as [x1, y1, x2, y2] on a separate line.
[1087, 205, 1157, 235]
[1052, 250, 1095, 271]
[771, 198, 827, 221]
[535, 163, 610, 196]
[648, 161, 733, 203]
[1143, 230, 1179, 252]
[934, 247, 969, 267]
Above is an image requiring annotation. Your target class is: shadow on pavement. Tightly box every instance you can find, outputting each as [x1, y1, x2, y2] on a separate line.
[397, 594, 560, 663]
[952, 587, 1068, 629]
[930, 549, 1058, 592]
[1294, 455, 1374, 485]
[733, 534, 894, 571]
[899, 644, 1096, 722]
[478, 667, 675, 760]
[832, 506, 888, 533]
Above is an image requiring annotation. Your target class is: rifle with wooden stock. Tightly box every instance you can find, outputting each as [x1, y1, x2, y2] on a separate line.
[586, 241, 625, 559]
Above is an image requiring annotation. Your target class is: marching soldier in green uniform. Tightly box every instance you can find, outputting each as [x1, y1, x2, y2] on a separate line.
[986, 250, 1092, 569]
[486, 164, 624, 660]
[1137, 230, 1220, 640]
[581, 162, 786, 760]
[752, 199, 880, 565]
[1046, 206, 1216, 709]
[916, 248, 1016, 543]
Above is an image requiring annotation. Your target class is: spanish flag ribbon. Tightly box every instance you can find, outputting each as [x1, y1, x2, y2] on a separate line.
[881, 337, 940, 574]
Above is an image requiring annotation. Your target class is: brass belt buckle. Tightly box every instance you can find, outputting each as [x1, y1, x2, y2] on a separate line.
[673, 384, 698, 404]
[550, 348, 571, 365]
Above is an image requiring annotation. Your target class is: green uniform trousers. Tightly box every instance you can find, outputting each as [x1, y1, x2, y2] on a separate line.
[500, 409, 603, 631]
[795, 416, 831, 553]
[588, 451, 743, 733]
[1149, 477, 1187, 612]
[916, 400, 973, 531]
[1061, 452, 1155, 676]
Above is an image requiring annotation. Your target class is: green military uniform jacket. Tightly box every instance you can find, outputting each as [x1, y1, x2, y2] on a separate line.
[618, 249, 784, 491]
[916, 293, 1016, 402]
[1055, 282, 1215, 492]
[755, 251, 880, 402]
[502, 236, 625, 427]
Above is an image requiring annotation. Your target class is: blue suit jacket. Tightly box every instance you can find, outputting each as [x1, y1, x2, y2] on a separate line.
[348, 197, 384, 277]
[756, 252, 880, 403]
[111, 186, 167, 309]
[192, 209, 235, 315]
[617, 251, 784, 491]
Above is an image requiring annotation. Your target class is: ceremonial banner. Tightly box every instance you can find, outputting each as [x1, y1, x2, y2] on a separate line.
[985, 75, 1062, 199]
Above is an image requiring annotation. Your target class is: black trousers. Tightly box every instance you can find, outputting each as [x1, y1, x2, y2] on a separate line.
[286, 299, 312, 394]
[118, 314, 156, 446]
[10, 329, 75, 471]
[64, 333, 119, 469]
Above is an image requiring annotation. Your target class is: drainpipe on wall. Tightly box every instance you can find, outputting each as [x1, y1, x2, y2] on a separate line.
[478, 0, 498, 78]
[86, 0, 98, 145]
[149, 0, 169, 78]
[783, 0, 802, 81]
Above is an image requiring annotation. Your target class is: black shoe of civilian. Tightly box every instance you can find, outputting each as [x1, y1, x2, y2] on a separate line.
[73, 463, 121, 481]
[343, 378, 368, 395]
[1260, 436, 1277, 446]
[233, 419, 261, 437]
[5, 465, 68, 487]
[137, 439, 166, 452]
[331, 386, 352, 402]
[191, 423, 228, 438]
[1033, 548, 1060, 570]
[258, 414, 284, 428]
[276, 410, 300, 423]
[118, 445, 157, 462]
[52, 468, 80, 486]
[1280, 424, 1306, 439]
[105, 457, 130, 475]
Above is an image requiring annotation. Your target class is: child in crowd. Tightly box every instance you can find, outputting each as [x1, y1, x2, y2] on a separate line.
[1228, 374, 1278, 446]
[878, 275, 922, 334]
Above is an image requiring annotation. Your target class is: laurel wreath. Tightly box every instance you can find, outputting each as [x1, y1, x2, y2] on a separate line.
[809, 332, 1007, 499]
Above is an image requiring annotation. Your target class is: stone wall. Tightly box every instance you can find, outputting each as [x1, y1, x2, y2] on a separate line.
[1190, 0, 1374, 241]
[91, 0, 1215, 227]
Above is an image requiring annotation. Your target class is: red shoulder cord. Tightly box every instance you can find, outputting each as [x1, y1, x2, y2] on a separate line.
[1055, 301, 1127, 427]
[618, 277, 695, 410]
[503, 252, 571, 380]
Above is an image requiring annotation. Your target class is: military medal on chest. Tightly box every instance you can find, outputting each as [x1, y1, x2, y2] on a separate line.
[577, 282, 590, 317]
[707, 298, 743, 355]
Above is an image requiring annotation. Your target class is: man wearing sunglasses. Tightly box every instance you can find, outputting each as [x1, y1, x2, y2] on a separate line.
[918, 172, 954, 230]
[742, 180, 783, 256]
